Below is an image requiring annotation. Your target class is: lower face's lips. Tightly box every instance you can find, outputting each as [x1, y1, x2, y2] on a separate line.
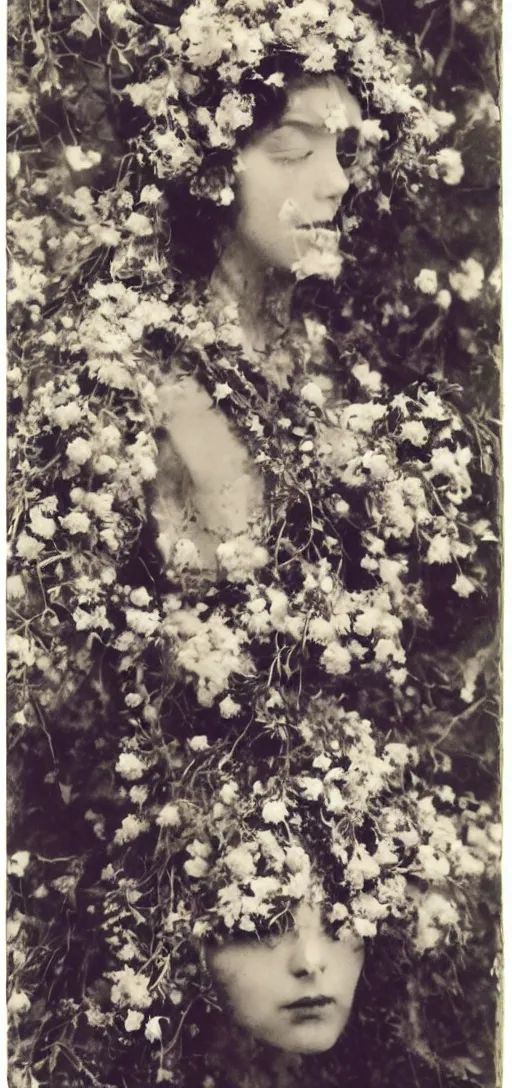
[284, 997, 334, 1010]
[296, 223, 337, 232]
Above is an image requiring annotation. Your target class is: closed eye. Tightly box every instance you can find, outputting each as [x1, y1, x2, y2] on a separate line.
[264, 124, 313, 162]
[277, 150, 314, 164]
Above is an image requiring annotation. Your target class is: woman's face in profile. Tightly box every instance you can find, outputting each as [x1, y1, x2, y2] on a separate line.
[206, 901, 364, 1053]
[234, 78, 362, 273]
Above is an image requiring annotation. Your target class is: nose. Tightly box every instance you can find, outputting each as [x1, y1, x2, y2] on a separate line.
[287, 927, 327, 979]
[316, 149, 350, 205]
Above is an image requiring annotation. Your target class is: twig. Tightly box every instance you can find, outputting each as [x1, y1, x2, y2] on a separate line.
[432, 696, 487, 749]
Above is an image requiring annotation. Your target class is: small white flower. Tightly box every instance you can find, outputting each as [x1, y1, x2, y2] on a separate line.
[125, 212, 153, 236]
[189, 735, 210, 752]
[375, 840, 399, 865]
[184, 856, 210, 879]
[264, 72, 285, 88]
[64, 145, 102, 171]
[346, 846, 381, 886]
[16, 533, 43, 560]
[325, 785, 345, 814]
[299, 776, 324, 801]
[323, 103, 349, 133]
[100, 424, 122, 450]
[308, 617, 335, 644]
[351, 362, 382, 394]
[321, 642, 352, 675]
[449, 258, 485, 302]
[219, 781, 239, 805]
[300, 381, 325, 408]
[225, 845, 256, 881]
[111, 967, 152, 1009]
[426, 533, 452, 564]
[354, 893, 388, 922]
[114, 815, 148, 844]
[262, 799, 288, 824]
[139, 185, 162, 205]
[53, 402, 82, 429]
[359, 118, 388, 144]
[303, 38, 336, 73]
[130, 587, 152, 608]
[384, 743, 411, 767]
[375, 638, 404, 664]
[312, 754, 331, 771]
[219, 695, 241, 719]
[414, 268, 438, 295]
[125, 608, 160, 636]
[173, 538, 202, 571]
[452, 573, 476, 598]
[285, 845, 310, 876]
[213, 382, 232, 401]
[156, 803, 181, 828]
[60, 511, 91, 535]
[330, 903, 349, 924]
[436, 289, 452, 310]
[129, 786, 148, 806]
[124, 1009, 144, 1032]
[6, 574, 25, 600]
[292, 246, 342, 282]
[399, 420, 429, 447]
[218, 187, 235, 206]
[417, 845, 450, 880]
[116, 752, 146, 781]
[8, 990, 31, 1015]
[7, 151, 21, 179]
[187, 838, 212, 860]
[353, 917, 377, 938]
[29, 508, 57, 539]
[145, 1016, 163, 1042]
[435, 148, 464, 185]
[8, 851, 31, 877]
[66, 437, 92, 465]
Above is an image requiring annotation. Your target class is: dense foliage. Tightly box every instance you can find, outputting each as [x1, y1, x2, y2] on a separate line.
[7, 1, 501, 1087]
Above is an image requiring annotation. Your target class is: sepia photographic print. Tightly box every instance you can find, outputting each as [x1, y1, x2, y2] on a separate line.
[6, 1, 502, 1086]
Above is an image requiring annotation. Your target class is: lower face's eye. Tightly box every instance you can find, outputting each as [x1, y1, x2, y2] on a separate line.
[277, 151, 314, 164]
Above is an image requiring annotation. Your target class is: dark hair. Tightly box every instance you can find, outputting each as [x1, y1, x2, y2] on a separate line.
[161, 931, 471, 1088]
[157, 53, 365, 283]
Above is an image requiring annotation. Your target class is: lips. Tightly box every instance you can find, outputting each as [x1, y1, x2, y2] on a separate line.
[296, 221, 337, 232]
[284, 996, 334, 1010]
[311, 220, 338, 230]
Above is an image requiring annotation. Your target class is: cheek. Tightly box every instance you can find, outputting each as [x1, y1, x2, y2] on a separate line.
[331, 947, 365, 1004]
[210, 951, 272, 1018]
[237, 165, 298, 236]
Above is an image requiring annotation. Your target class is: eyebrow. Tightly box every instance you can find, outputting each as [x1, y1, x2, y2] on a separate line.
[277, 116, 362, 136]
[277, 117, 329, 135]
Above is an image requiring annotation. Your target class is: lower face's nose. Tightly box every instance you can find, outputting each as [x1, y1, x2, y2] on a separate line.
[288, 936, 327, 978]
[323, 164, 350, 202]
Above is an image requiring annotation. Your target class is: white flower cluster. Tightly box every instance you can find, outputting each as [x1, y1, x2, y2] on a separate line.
[164, 604, 252, 706]
[110, 0, 459, 204]
[136, 704, 498, 950]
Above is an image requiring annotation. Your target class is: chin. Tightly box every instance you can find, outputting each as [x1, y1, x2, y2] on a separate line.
[278, 1025, 342, 1054]
[288, 1039, 339, 1055]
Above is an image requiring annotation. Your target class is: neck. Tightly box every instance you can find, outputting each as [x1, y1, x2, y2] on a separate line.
[271, 1050, 304, 1088]
[210, 234, 296, 356]
[207, 1015, 305, 1088]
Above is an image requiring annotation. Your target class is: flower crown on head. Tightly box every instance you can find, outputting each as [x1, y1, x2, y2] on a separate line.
[107, 0, 459, 205]
[109, 701, 497, 958]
